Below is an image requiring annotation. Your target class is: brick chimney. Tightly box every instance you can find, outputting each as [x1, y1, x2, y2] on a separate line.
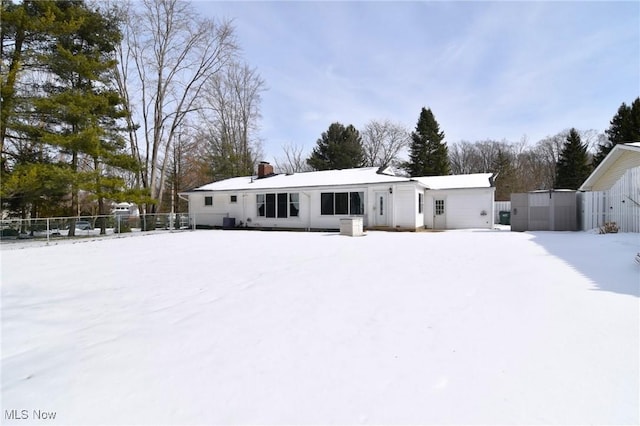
[257, 161, 274, 178]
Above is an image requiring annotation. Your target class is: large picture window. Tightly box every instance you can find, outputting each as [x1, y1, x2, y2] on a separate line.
[257, 193, 299, 218]
[321, 192, 364, 215]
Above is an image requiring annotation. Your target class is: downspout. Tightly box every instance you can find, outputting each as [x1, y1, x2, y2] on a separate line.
[242, 194, 247, 227]
[391, 184, 396, 228]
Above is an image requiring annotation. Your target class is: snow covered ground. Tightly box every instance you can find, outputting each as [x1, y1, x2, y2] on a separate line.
[1, 228, 639, 425]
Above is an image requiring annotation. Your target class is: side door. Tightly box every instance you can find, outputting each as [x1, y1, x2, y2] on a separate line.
[434, 198, 446, 229]
[374, 191, 388, 226]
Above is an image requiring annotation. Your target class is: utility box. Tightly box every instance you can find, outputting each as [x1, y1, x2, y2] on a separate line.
[340, 217, 364, 236]
[222, 217, 236, 229]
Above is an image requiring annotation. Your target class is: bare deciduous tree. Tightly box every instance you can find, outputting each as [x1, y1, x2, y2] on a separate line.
[449, 141, 480, 174]
[274, 143, 312, 174]
[116, 0, 238, 214]
[199, 62, 265, 180]
[361, 119, 410, 168]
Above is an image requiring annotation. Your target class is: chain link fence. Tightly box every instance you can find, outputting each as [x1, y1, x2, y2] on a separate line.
[0, 213, 194, 245]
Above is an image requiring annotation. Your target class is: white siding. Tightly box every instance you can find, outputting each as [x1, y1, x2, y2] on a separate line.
[188, 193, 231, 227]
[394, 187, 419, 229]
[580, 166, 640, 232]
[188, 183, 421, 230]
[188, 181, 494, 231]
[424, 188, 495, 229]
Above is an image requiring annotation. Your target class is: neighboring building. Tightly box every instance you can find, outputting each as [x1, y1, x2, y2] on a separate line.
[111, 202, 139, 217]
[510, 142, 640, 233]
[579, 142, 640, 232]
[180, 162, 496, 231]
[510, 190, 579, 232]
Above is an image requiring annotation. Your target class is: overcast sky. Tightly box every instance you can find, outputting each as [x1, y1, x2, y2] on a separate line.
[192, 1, 639, 163]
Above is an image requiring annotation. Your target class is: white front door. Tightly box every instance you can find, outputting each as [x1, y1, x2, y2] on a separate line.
[374, 191, 388, 226]
[434, 198, 446, 229]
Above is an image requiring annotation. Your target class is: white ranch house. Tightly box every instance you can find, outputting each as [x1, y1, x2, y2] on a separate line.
[181, 163, 495, 231]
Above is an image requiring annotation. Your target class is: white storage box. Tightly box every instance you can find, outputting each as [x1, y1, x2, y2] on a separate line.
[339, 217, 364, 236]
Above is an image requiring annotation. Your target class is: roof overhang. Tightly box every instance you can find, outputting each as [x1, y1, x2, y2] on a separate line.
[579, 143, 640, 191]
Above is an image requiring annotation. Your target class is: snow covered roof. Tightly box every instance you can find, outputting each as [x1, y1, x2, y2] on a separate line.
[186, 167, 415, 192]
[184, 167, 497, 193]
[579, 142, 640, 191]
[412, 173, 495, 190]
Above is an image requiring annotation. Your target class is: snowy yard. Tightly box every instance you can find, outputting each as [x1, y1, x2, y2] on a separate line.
[1, 228, 639, 425]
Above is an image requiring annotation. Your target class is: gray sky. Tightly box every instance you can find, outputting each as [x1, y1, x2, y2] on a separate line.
[192, 1, 640, 162]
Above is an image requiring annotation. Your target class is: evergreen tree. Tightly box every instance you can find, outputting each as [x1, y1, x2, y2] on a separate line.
[404, 107, 450, 177]
[34, 1, 140, 234]
[0, 1, 142, 233]
[306, 122, 364, 170]
[555, 128, 592, 189]
[593, 97, 640, 167]
[492, 148, 517, 201]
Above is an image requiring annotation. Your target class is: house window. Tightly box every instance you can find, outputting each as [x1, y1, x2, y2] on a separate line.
[257, 194, 265, 216]
[230, 195, 237, 203]
[266, 193, 276, 217]
[321, 193, 334, 215]
[257, 192, 299, 218]
[350, 192, 364, 215]
[335, 192, 348, 215]
[289, 193, 299, 217]
[435, 199, 445, 215]
[277, 193, 288, 218]
[320, 192, 364, 215]
[204, 196, 213, 206]
[418, 193, 423, 214]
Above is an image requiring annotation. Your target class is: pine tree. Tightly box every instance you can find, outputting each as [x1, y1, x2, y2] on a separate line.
[404, 107, 450, 177]
[0, 1, 143, 234]
[31, 1, 134, 234]
[492, 148, 516, 201]
[306, 122, 364, 170]
[593, 97, 640, 167]
[555, 128, 592, 190]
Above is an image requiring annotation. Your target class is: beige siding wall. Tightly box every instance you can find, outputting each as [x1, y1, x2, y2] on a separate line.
[591, 152, 640, 191]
